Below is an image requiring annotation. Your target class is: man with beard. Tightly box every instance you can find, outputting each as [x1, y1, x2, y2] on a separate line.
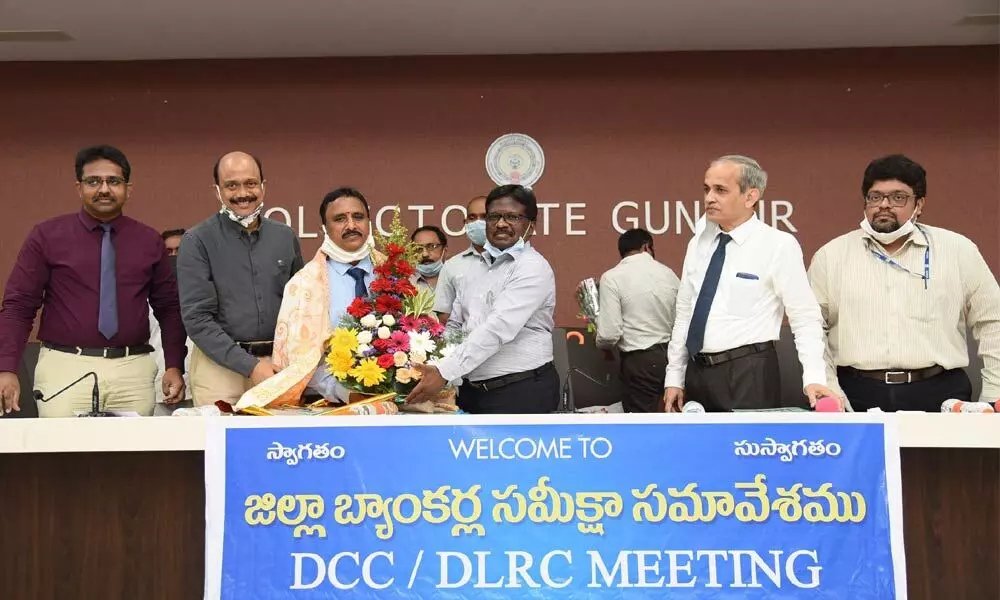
[809, 154, 1000, 411]
[410, 225, 449, 292]
[434, 195, 490, 323]
[0, 145, 186, 416]
[405, 185, 559, 414]
[177, 151, 304, 406]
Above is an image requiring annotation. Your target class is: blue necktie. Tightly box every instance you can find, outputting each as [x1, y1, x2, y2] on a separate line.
[98, 223, 119, 340]
[686, 233, 732, 357]
[347, 267, 368, 298]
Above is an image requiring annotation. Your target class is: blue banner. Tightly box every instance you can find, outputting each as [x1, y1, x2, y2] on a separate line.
[205, 414, 906, 599]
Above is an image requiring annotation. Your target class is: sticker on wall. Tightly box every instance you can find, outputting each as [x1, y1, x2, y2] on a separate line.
[485, 133, 545, 188]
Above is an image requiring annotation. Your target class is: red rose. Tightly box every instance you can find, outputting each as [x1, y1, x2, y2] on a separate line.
[377, 353, 395, 369]
[372, 338, 392, 352]
[346, 297, 372, 318]
[375, 295, 403, 314]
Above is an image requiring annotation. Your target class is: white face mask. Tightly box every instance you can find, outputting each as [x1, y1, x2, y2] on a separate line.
[320, 229, 375, 263]
[483, 225, 532, 260]
[860, 211, 918, 246]
[216, 185, 263, 229]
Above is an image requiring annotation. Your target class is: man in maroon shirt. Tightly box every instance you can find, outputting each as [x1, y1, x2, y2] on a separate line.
[0, 145, 187, 416]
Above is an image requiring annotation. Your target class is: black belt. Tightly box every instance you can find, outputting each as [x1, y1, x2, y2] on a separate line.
[691, 341, 774, 367]
[42, 342, 154, 359]
[839, 365, 945, 385]
[621, 342, 669, 357]
[466, 362, 554, 393]
[238, 341, 274, 357]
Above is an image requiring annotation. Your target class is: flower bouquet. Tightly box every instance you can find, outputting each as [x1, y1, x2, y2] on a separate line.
[324, 209, 460, 410]
[575, 277, 600, 333]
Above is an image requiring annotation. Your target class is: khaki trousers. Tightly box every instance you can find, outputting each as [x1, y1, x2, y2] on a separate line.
[33, 347, 156, 417]
[190, 346, 261, 406]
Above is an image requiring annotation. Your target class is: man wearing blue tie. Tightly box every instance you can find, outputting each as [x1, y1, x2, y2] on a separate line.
[663, 155, 838, 412]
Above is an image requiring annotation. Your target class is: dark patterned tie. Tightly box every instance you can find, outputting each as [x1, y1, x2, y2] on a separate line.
[347, 267, 368, 298]
[98, 223, 119, 340]
[686, 233, 732, 357]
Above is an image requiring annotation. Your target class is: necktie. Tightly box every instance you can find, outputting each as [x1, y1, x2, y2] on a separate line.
[686, 233, 732, 357]
[98, 223, 119, 340]
[347, 267, 368, 298]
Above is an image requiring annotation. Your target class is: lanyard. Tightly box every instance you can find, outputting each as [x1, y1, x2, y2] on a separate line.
[868, 226, 930, 290]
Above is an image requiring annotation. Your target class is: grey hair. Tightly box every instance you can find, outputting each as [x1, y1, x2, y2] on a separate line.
[712, 155, 768, 198]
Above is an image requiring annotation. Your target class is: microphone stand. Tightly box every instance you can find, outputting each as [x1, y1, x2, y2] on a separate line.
[33, 371, 115, 417]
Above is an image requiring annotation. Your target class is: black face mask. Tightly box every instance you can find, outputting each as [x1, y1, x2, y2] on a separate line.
[168, 255, 179, 277]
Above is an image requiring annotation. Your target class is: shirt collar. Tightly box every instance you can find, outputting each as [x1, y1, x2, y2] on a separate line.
[329, 255, 374, 276]
[619, 252, 652, 267]
[78, 208, 123, 231]
[217, 212, 261, 237]
[860, 226, 929, 249]
[698, 214, 760, 246]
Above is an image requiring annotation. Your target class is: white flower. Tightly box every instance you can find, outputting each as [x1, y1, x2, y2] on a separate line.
[360, 314, 378, 329]
[356, 331, 373, 345]
[393, 351, 408, 368]
[439, 344, 455, 359]
[408, 330, 436, 354]
[409, 350, 427, 365]
[382, 314, 396, 327]
[377, 326, 392, 340]
[356, 343, 371, 356]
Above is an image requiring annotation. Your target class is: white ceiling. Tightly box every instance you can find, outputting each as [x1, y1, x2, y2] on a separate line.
[0, 0, 997, 61]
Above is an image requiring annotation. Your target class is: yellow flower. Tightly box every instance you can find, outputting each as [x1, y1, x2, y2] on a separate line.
[325, 347, 354, 379]
[349, 358, 386, 387]
[329, 327, 359, 354]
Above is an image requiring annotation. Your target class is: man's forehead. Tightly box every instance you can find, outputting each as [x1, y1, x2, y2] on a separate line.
[329, 197, 366, 215]
[489, 197, 526, 213]
[219, 157, 260, 181]
[414, 231, 439, 242]
[81, 160, 123, 176]
[869, 179, 913, 191]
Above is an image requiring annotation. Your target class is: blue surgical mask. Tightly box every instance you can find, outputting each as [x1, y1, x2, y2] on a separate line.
[465, 219, 487, 246]
[416, 261, 443, 277]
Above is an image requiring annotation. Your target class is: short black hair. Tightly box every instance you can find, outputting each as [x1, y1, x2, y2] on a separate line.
[75, 145, 131, 182]
[319, 187, 371, 222]
[411, 225, 447, 246]
[161, 228, 186, 240]
[485, 185, 538, 221]
[618, 228, 654, 258]
[862, 154, 927, 200]
[213, 153, 264, 185]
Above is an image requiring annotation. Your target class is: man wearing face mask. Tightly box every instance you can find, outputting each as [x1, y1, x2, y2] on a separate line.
[0, 145, 186, 416]
[150, 228, 195, 414]
[236, 188, 391, 408]
[434, 195, 490, 323]
[177, 151, 304, 406]
[406, 185, 558, 414]
[809, 154, 1000, 412]
[410, 225, 449, 292]
[595, 229, 680, 412]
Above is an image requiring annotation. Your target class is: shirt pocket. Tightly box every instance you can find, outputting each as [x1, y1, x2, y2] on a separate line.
[727, 273, 765, 318]
[269, 256, 294, 285]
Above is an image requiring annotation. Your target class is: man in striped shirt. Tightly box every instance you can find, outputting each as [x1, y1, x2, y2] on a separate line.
[809, 154, 1000, 412]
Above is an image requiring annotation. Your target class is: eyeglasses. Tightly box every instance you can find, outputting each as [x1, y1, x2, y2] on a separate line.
[865, 191, 914, 207]
[486, 212, 528, 225]
[221, 180, 261, 192]
[416, 243, 444, 252]
[81, 176, 125, 188]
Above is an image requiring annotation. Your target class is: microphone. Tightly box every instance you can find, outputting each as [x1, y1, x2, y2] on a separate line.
[814, 396, 842, 412]
[681, 400, 705, 413]
[941, 399, 996, 413]
[33, 371, 115, 417]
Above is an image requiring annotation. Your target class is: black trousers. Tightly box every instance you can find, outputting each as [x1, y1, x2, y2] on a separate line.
[838, 367, 972, 413]
[685, 345, 781, 412]
[619, 344, 668, 412]
[458, 364, 561, 414]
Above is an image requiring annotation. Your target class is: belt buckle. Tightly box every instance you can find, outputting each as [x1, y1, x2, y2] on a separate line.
[884, 371, 911, 385]
[75, 346, 84, 356]
[479, 382, 489, 392]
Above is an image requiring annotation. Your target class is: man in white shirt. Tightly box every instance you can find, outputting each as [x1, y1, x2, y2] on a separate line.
[595, 228, 680, 412]
[664, 155, 837, 412]
[434, 195, 489, 323]
[406, 185, 558, 413]
[809, 154, 1000, 412]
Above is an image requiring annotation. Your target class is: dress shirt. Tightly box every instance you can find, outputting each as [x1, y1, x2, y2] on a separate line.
[0, 210, 186, 373]
[665, 215, 826, 390]
[149, 305, 194, 403]
[809, 224, 1000, 402]
[436, 245, 555, 382]
[410, 273, 434, 293]
[307, 257, 375, 400]
[595, 252, 680, 352]
[432, 247, 490, 315]
[178, 214, 304, 377]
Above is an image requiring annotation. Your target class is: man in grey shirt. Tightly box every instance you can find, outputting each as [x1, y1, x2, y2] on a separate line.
[177, 151, 303, 406]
